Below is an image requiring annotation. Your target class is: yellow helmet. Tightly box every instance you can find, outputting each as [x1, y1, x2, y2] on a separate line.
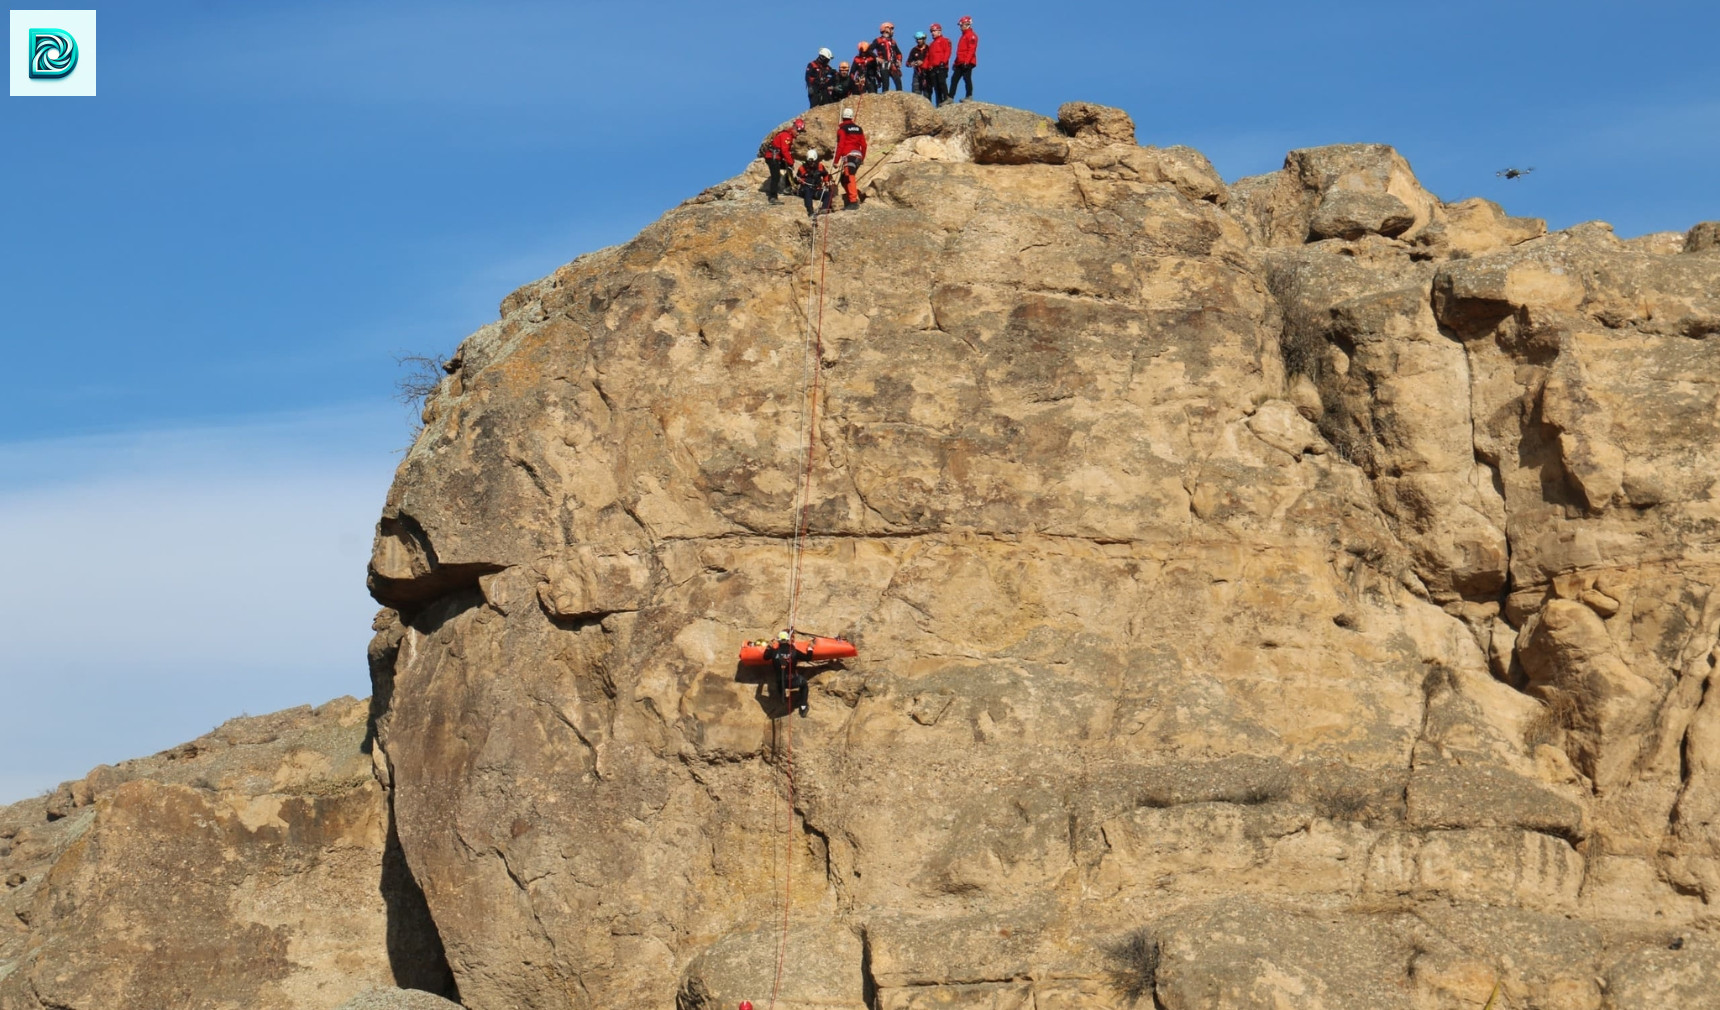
[777, 630, 792, 642]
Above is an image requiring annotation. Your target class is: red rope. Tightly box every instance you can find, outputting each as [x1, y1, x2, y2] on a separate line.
[769, 203, 829, 1010]
[766, 718, 796, 1010]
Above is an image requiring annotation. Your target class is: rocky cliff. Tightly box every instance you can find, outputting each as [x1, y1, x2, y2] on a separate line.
[0, 698, 452, 1010]
[362, 93, 1720, 1009]
[5, 92, 1719, 1010]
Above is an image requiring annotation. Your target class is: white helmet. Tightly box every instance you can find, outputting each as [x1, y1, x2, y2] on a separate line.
[842, 107, 854, 119]
[818, 47, 832, 60]
[806, 149, 819, 161]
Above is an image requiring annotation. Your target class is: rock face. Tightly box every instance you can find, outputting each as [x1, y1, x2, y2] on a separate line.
[0, 699, 450, 1010]
[362, 93, 1720, 1010]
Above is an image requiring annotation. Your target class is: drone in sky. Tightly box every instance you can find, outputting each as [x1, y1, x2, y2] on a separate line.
[1496, 166, 1536, 180]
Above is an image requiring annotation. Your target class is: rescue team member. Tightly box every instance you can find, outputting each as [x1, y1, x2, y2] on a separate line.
[835, 61, 859, 99]
[797, 150, 835, 218]
[762, 631, 813, 716]
[834, 108, 868, 210]
[950, 16, 978, 102]
[853, 41, 877, 94]
[873, 23, 903, 92]
[848, 58, 871, 98]
[763, 117, 806, 203]
[924, 23, 952, 106]
[906, 31, 931, 97]
[805, 48, 836, 107]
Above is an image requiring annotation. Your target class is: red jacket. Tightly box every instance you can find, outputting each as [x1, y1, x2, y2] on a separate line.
[955, 29, 977, 66]
[835, 120, 868, 162]
[926, 35, 951, 68]
[769, 128, 796, 163]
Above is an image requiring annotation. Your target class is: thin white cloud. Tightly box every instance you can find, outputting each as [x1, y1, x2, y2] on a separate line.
[0, 407, 400, 803]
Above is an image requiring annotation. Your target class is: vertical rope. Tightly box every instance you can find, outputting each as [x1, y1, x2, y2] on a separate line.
[766, 718, 795, 1010]
[786, 209, 831, 635]
[785, 220, 819, 621]
[768, 194, 830, 1010]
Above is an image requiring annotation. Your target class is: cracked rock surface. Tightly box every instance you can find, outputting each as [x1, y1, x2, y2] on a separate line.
[364, 93, 1720, 1010]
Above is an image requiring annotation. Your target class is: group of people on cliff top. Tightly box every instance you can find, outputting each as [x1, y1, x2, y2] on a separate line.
[805, 17, 978, 109]
[768, 18, 978, 219]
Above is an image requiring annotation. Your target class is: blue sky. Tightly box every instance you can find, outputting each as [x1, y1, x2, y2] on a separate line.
[1, 0, 1715, 801]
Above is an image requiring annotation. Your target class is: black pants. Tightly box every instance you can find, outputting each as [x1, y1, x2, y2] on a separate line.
[885, 66, 902, 91]
[801, 183, 832, 216]
[773, 658, 809, 712]
[950, 64, 973, 100]
[767, 158, 787, 199]
[929, 67, 949, 106]
[807, 86, 822, 108]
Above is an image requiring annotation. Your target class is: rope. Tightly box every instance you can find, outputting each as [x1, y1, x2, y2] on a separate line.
[783, 216, 819, 621]
[766, 717, 796, 1010]
[768, 191, 832, 1010]
[785, 209, 831, 634]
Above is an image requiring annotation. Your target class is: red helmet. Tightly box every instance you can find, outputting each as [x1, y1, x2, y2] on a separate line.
[739, 1003, 754, 1010]
[792, 117, 806, 131]
[958, 16, 972, 25]
[929, 23, 942, 32]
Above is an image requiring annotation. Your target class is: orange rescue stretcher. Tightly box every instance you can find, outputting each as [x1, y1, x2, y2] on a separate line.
[738, 635, 858, 666]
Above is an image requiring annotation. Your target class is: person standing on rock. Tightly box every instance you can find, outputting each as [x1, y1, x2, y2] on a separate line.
[845, 59, 870, 99]
[874, 23, 903, 92]
[805, 48, 836, 107]
[924, 23, 952, 106]
[763, 631, 813, 716]
[796, 149, 834, 217]
[906, 31, 930, 97]
[853, 41, 878, 96]
[950, 16, 978, 102]
[762, 117, 806, 204]
[835, 108, 868, 210]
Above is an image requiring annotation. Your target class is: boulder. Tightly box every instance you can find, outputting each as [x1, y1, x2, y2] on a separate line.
[1430, 196, 1547, 256]
[959, 105, 1070, 165]
[1687, 220, 1720, 253]
[1309, 189, 1416, 239]
[1228, 142, 1439, 246]
[1056, 101, 1136, 144]
[0, 700, 450, 1010]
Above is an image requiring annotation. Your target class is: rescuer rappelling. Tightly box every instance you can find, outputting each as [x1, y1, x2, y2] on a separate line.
[739, 630, 857, 717]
